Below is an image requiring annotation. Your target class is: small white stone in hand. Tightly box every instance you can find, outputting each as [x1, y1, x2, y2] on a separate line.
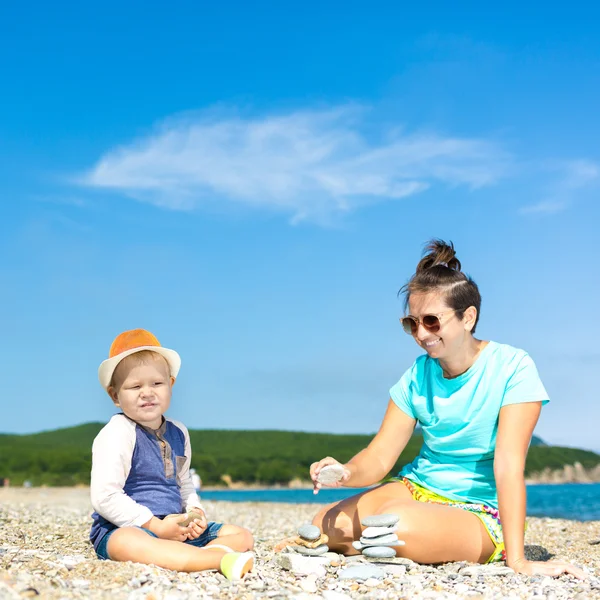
[316, 464, 346, 485]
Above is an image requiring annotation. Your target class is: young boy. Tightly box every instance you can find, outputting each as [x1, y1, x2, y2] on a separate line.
[90, 329, 254, 579]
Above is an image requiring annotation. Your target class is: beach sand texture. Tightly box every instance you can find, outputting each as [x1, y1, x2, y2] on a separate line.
[1, 487, 599, 599]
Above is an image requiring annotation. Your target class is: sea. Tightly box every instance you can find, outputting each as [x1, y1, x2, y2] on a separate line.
[201, 483, 600, 521]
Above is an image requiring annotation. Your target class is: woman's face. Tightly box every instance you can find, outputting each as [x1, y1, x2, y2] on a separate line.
[407, 292, 474, 359]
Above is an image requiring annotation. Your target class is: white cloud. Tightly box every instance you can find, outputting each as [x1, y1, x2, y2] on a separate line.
[519, 200, 568, 215]
[78, 105, 510, 223]
[561, 159, 599, 188]
[520, 159, 599, 216]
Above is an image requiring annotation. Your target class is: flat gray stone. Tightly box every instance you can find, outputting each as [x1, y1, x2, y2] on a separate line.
[359, 533, 401, 546]
[272, 553, 328, 577]
[338, 565, 387, 580]
[345, 555, 368, 563]
[362, 546, 397, 558]
[361, 525, 397, 538]
[297, 523, 321, 541]
[294, 544, 329, 556]
[364, 556, 416, 567]
[316, 464, 346, 485]
[361, 514, 399, 528]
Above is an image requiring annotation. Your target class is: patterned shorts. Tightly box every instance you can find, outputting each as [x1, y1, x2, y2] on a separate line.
[398, 477, 505, 563]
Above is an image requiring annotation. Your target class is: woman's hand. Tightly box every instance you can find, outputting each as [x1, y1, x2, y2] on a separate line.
[310, 457, 352, 494]
[186, 508, 208, 540]
[509, 557, 588, 579]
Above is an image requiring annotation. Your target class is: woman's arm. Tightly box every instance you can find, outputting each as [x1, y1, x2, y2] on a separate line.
[313, 400, 416, 489]
[495, 402, 586, 578]
[494, 401, 540, 567]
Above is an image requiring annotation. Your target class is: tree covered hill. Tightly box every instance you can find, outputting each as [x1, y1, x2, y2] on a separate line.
[0, 424, 597, 487]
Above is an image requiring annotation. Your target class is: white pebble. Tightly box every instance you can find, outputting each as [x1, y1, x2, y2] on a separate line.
[361, 525, 398, 538]
[300, 574, 319, 593]
[317, 464, 346, 485]
[322, 591, 353, 600]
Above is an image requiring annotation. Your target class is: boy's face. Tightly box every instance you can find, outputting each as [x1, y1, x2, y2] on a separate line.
[109, 355, 173, 429]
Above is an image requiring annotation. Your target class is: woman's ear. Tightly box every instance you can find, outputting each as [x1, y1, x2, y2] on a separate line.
[463, 306, 478, 332]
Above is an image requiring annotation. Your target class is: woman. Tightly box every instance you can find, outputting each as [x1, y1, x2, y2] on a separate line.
[305, 240, 584, 577]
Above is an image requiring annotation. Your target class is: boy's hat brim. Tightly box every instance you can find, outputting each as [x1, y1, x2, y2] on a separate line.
[98, 329, 181, 390]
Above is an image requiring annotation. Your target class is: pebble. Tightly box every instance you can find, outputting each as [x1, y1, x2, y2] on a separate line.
[294, 533, 329, 548]
[359, 533, 402, 546]
[460, 565, 515, 577]
[299, 574, 318, 593]
[297, 523, 321, 541]
[1, 488, 599, 600]
[322, 591, 352, 600]
[338, 565, 387, 580]
[274, 553, 328, 577]
[294, 544, 329, 556]
[361, 514, 399, 528]
[361, 546, 397, 558]
[382, 564, 407, 577]
[361, 525, 398, 538]
[316, 464, 346, 485]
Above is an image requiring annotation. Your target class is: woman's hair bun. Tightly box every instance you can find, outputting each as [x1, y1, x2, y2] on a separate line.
[415, 239, 462, 273]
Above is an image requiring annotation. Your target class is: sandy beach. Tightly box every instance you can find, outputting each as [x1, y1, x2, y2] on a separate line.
[1, 487, 599, 599]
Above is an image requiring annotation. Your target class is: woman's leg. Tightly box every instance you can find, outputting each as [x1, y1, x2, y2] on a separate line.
[312, 481, 412, 553]
[106, 527, 229, 572]
[312, 481, 495, 564]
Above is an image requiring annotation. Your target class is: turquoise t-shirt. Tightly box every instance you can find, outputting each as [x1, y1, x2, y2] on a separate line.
[389, 342, 549, 508]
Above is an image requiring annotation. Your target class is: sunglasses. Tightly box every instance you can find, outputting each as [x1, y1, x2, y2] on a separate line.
[400, 310, 460, 335]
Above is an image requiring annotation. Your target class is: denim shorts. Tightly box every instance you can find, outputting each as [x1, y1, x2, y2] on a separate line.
[96, 521, 223, 560]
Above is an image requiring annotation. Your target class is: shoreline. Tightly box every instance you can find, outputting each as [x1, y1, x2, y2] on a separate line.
[203, 480, 600, 489]
[5, 479, 599, 493]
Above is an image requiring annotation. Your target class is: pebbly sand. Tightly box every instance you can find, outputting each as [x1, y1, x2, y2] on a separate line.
[0, 487, 599, 599]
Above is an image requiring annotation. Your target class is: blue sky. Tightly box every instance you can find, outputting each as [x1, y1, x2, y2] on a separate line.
[1, 2, 599, 452]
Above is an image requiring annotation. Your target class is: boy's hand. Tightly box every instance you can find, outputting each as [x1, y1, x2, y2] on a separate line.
[149, 515, 191, 541]
[186, 508, 208, 540]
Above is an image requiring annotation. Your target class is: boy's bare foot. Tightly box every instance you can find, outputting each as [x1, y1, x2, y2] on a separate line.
[273, 536, 297, 552]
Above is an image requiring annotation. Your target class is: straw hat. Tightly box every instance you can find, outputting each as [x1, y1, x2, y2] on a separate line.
[98, 329, 181, 390]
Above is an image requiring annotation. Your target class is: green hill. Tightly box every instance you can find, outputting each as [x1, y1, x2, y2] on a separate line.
[0, 423, 597, 486]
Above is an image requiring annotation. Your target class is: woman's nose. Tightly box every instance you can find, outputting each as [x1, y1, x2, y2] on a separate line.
[416, 322, 430, 341]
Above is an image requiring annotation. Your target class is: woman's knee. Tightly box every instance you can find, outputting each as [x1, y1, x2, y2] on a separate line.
[313, 501, 355, 537]
[312, 501, 336, 527]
